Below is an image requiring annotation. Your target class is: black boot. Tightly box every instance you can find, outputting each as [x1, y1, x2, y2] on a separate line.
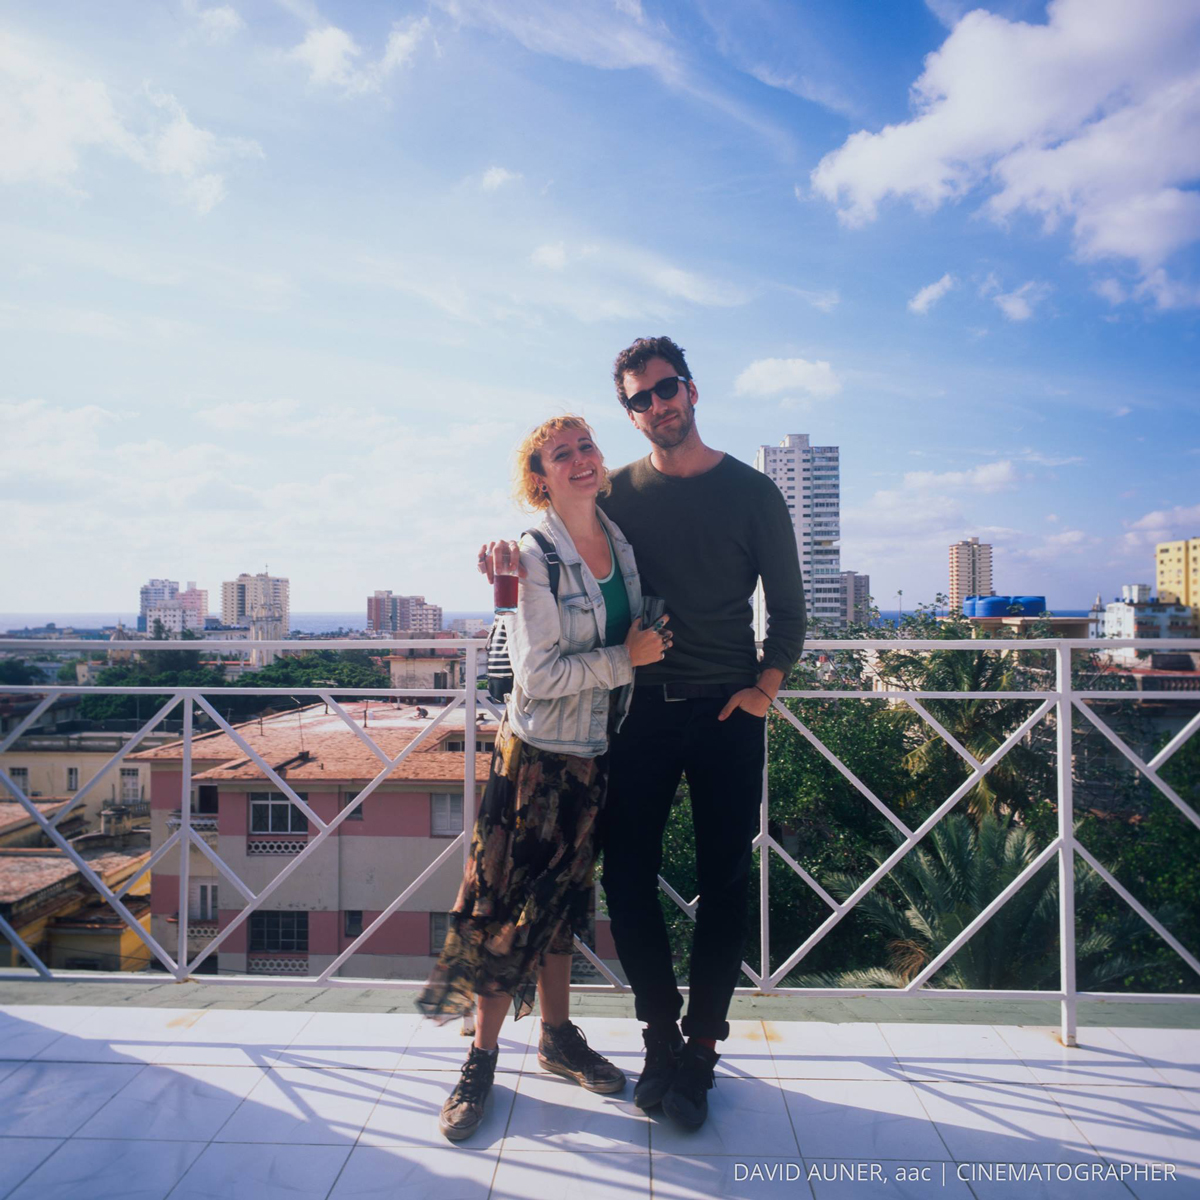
[662, 1041, 719, 1129]
[633, 1023, 683, 1111]
[439, 1044, 497, 1141]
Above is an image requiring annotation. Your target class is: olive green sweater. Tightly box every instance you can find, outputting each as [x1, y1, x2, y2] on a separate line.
[599, 453, 806, 686]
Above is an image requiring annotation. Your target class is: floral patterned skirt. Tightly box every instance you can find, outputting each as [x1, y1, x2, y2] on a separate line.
[416, 718, 608, 1024]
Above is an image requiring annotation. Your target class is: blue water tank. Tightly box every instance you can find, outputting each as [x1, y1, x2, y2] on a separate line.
[976, 596, 1012, 618]
[1011, 595, 1046, 616]
[961, 596, 978, 616]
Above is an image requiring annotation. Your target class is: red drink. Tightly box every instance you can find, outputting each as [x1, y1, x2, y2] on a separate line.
[494, 573, 518, 613]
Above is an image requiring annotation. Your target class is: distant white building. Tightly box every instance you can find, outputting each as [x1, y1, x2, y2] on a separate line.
[144, 605, 204, 636]
[840, 571, 871, 625]
[1103, 588, 1194, 642]
[138, 579, 178, 632]
[450, 617, 489, 635]
[753, 434, 842, 633]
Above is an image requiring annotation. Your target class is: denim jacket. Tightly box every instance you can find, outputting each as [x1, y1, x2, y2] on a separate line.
[504, 506, 642, 757]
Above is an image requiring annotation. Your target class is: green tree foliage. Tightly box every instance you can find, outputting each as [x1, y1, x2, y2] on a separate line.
[654, 598, 1199, 993]
[790, 812, 1171, 991]
[0, 659, 41, 685]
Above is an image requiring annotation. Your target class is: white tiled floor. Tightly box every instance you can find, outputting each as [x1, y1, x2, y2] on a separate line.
[0, 1004, 1196, 1199]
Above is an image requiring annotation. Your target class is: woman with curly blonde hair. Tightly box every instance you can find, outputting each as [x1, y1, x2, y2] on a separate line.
[418, 414, 671, 1142]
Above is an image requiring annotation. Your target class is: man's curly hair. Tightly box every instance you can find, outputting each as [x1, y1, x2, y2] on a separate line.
[612, 336, 691, 406]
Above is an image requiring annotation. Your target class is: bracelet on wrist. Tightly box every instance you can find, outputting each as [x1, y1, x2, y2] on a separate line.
[754, 684, 773, 702]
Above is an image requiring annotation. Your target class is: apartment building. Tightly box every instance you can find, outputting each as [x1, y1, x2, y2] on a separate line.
[367, 591, 444, 634]
[1157, 537, 1200, 633]
[840, 571, 871, 625]
[949, 537, 994, 612]
[222, 572, 290, 632]
[138, 579, 178, 633]
[131, 703, 620, 980]
[753, 434, 842, 633]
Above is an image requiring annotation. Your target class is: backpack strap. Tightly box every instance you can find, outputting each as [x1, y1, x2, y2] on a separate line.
[522, 529, 560, 598]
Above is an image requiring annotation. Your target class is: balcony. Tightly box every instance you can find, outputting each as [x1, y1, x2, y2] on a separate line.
[0, 982, 1195, 1197]
[0, 635, 1197, 1195]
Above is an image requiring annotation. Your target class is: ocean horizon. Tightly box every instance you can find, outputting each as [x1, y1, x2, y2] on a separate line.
[3, 606, 1090, 635]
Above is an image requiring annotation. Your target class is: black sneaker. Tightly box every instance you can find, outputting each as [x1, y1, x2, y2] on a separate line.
[662, 1041, 719, 1129]
[538, 1020, 627, 1094]
[439, 1045, 497, 1141]
[633, 1024, 684, 1111]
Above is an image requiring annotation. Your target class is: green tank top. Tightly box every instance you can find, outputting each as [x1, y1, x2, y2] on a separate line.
[596, 528, 630, 647]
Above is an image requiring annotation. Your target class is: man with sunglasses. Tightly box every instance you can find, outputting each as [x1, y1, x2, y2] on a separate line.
[480, 336, 805, 1131]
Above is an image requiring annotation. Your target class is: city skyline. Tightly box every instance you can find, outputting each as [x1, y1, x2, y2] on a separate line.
[3, 1, 1198, 613]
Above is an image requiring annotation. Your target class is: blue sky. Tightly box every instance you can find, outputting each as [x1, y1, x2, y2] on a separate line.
[2, 0, 1198, 614]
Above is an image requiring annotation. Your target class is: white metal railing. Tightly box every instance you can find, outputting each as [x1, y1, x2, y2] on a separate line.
[1, 635, 1198, 1045]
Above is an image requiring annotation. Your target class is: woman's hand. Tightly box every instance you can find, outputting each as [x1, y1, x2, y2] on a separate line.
[626, 615, 672, 667]
[477, 540, 525, 585]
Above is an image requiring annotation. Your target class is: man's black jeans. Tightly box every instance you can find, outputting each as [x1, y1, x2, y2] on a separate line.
[600, 687, 765, 1042]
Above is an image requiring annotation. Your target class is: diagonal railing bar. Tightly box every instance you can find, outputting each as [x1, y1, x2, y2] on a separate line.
[1147, 706, 1200, 774]
[771, 701, 912, 838]
[903, 697, 981, 769]
[314, 834, 465, 983]
[571, 936, 628, 989]
[905, 837, 1063, 992]
[653, 874, 760, 987]
[0, 767, 179, 974]
[316, 693, 393, 767]
[1073, 699, 1200, 833]
[1074, 842, 1200, 979]
[112, 829, 181, 902]
[764, 836, 840, 912]
[323, 696, 468, 825]
[186, 696, 470, 972]
[187, 827, 257, 904]
[192, 695, 328, 832]
[768, 696, 1056, 987]
[0, 912, 53, 979]
[50, 694, 183, 829]
[658, 874, 696, 918]
[0, 692, 59, 756]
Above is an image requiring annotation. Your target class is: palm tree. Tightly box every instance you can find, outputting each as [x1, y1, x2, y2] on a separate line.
[789, 812, 1166, 992]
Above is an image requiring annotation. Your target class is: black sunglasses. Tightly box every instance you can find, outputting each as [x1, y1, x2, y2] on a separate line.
[623, 375, 690, 413]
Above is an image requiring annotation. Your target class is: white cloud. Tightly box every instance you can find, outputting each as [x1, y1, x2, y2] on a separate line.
[531, 242, 567, 269]
[733, 357, 842, 399]
[1018, 448, 1082, 467]
[811, 0, 1200, 300]
[183, 3, 245, 44]
[907, 272, 955, 314]
[1121, 502, 1200, 551]
[1133, 268, 1200, 310]
[1112, 405, 1131, 417]
[903, 460, 1018, 493]
[195, 399, 300, 431]
[1093, 278, 1126, 305]
[0, 31, 259, 212]
[481, 165, 521, 191]
[993, 280, 1048, 321]
[288, 18, 430, 94]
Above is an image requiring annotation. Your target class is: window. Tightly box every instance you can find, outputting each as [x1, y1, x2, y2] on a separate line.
[345, 910, 363, 938]
[431, 793, 463, 836]
[120, 767, 140, 802]
[197, 785, 219, 815]
[444, 739, 495, 753]
[430, 912, 451, 954]
[67, 767, 79, 791]
[339, 791, 364, 821]
[8, 767, 28, 797]
[249, 911, 308, 952]
[189, 880, 219, 920]
[249, 792, 309, 834]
